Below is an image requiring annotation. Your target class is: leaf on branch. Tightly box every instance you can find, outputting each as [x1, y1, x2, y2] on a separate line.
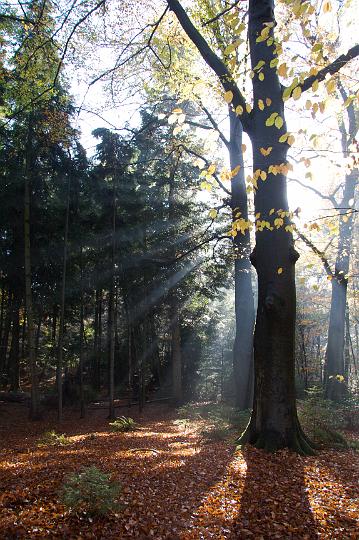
[224, 91, 233, 104]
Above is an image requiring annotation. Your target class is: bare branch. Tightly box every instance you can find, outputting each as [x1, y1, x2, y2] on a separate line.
[288, 176, 337, 207]
[203, 0, 241, 26]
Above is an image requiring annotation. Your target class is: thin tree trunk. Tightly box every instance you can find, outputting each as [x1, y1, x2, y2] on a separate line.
[171, 303, 182, 404]
[56, 173, 71, 422]
[24, 116, 40, 420]
[9, 293, 20, 392]
[108, 175, 116, 420]
[324, 171, 356, 400]
[229, 111, 255, 409]
[79, 247, 85, 418]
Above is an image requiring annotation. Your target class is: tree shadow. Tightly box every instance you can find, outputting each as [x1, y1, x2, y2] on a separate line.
[227, 446, 319, 539]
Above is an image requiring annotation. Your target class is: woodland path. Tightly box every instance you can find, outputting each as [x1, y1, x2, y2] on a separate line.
[0, 402, 358, 539]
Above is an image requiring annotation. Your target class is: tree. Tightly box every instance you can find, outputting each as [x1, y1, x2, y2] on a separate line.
[164, 0, 358, 452]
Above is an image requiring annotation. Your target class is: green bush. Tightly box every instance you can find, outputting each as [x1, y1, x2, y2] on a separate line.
[60, 466, 121, 515]
[37, 430, 71, 447]
[109, 416, 137, 432]
[298, 387, 348, 447]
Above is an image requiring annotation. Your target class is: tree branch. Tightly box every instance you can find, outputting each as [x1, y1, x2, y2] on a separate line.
[178, 144, 232, 195]
[298, 44, 359, 96]
[203, 0, 241, 26]
[288, 177, 337, 207]
[167, 0, 251, 133]
[296, 230, 333, 277]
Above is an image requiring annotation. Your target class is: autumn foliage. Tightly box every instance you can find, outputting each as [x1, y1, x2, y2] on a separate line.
[0, 403, 358, 539]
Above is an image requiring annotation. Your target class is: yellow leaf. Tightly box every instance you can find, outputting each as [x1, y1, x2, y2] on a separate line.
[292, 86, 302, 100]
[209, 209, 218, 219]
[173, 126, 182, 136]
[235, 105, 243, 115]
[265, 112, 278, 126]
[172, 108, 182, 113]
[323, 0, 332, 12]
[277, 267, 283, 274]
[287, 134, 295, 145]
[241, 144, 247, 152]
[255, 212, 261, 219]
[305, 99, 312, 110]
[269, 208, 275, 215]
[258, 72, 265, 81]
[260, 147, 272, 156]
[260, 170, 267, 180]
[326, 78, 336, 93]
[224, 90, 234, 104]
[279, 133, 288, 143]
[278, 63, 287, 77]
[265, 98, 272, 106]
[258, 99, 265, 110]
[246, 103, 252, 113]
[207, 164, 216, 175]
[275, 116, 284, 129]
[312, 79, 319, 92]
[327, 275, 332, 281]
[231, 165, 241, 176]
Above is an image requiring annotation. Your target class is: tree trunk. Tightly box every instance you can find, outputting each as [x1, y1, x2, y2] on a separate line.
[324, 171, 356, 400]
[108, 175, 116, 420]
[56, 173, 71, 422]
[79, 248, 85, 419]
[9, 293, 21, 392]
[171, 305, 182, 404]
[229, 110, 255, 410]
[239, 0, 314, 454]
[24, 116, 40, 420]
[0, 290, 12, 379]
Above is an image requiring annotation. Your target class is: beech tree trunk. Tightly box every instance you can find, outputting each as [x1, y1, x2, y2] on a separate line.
[239, 0, 314, 453]
[229, 110, 255, 410]
[325, 169, 357, 400]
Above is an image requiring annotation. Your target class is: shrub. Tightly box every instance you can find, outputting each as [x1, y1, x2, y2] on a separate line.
[60, 466, 121, 515]
[37, 430, 71, 447]
[109, 416, 137, 432]
[298, 387, 347, 447]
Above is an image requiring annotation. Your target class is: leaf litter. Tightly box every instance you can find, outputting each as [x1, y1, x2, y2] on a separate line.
[0, 403, 358, 539]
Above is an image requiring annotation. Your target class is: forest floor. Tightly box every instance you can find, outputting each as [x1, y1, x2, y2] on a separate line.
[0, 402, 358, 539]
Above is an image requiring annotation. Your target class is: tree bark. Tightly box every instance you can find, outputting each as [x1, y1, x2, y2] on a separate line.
[238, 0, 314, 453]
[229, 110, 255, 410]
[324, 171, 357, 400]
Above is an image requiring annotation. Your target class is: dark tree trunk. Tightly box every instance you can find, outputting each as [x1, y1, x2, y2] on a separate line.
[108, 175, 116, 421]
[171, 305, 182, 404]
[9, 294, 21, 392]
[325, 171, 356, 400]
[79, 247, 85, 419]
[239, 0, 314, 454]
[0, 290, 12, 378]
[57, 173, 71, 422]
[24, 116, 40, 420]
[229, 110, 255, 410]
